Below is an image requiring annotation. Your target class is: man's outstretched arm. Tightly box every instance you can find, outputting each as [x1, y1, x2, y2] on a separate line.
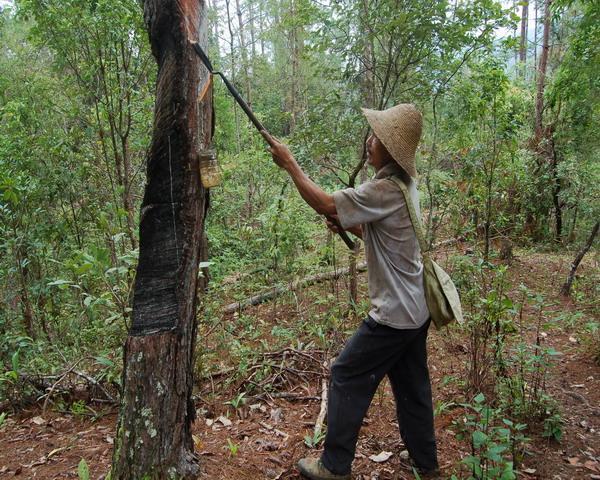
[262, 131, 336, 217]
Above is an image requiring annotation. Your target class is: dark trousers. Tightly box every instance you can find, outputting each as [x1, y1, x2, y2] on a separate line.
[321, 317, 438, 475]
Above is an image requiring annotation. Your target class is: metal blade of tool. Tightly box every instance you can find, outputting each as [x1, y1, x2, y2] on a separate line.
[190, 42, 355, 251]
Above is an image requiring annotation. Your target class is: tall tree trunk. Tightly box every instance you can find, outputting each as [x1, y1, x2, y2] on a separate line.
[235, 0, 252, 103]
[289, 2, 300, 133]
[568, 200, 579, 242]
[525, 0, 551, 239]
[550, 133, 562, 241]
[534, 0, 539, 76]
[484, 96, 498, 262]
[122, 149, 138, 250]
[209, 0, 220, 56]
[110, 0, 211, 478]
[346, 0, 375, 312]
[519, 0, 529, 71]
[513, 0, 519, 66]
[248, 0, 256, 61]
[225, 0, 242, 151]
[15, 244, 36, 340]
[534, 0, 551, 142]
[259, 0, 265, 56]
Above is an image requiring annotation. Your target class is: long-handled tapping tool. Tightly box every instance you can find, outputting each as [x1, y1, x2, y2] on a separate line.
[191, 42, 356, 250]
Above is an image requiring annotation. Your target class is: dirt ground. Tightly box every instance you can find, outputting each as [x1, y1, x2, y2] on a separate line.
[0, 249, 598, 479]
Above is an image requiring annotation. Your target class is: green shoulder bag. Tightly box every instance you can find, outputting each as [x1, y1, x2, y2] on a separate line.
[388, 175, 464, 330]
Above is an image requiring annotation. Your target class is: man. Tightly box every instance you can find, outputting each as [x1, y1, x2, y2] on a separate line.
[261, 103, 439, 480]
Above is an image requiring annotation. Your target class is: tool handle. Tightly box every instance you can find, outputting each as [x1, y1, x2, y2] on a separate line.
[218, 74, 265, 132]
[325, 215, 355, 250]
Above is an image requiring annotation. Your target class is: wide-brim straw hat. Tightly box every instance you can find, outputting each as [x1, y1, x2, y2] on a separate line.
[361, 103, 422, 178]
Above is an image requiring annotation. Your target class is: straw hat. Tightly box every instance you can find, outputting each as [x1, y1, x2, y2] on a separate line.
[361, 103, 422, 178]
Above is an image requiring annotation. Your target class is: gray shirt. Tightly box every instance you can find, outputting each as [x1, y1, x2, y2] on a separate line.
[332, 163, 429, 329]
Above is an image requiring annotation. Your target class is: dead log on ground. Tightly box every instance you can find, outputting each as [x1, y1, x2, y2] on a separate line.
[223, 262, 367, 314]
[223, 234, 465, 314]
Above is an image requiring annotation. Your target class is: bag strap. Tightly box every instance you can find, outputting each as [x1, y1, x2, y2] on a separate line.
[387, 175, 429, 254]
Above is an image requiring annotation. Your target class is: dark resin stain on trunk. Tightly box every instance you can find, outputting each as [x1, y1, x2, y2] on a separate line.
[111, 0, 211, 478]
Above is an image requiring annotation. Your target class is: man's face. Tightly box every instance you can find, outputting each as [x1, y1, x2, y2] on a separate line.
[366, 133, 392, 170]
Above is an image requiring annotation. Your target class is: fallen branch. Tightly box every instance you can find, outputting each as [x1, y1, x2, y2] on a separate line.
[561, 388, 600, 416]
[251, 392, 320, 402]
[42, 357, 88, 413]
[223, 263, 367, 314]
[198, 347, 328, 403]
[433, 236, 465, 249]
[263, 348, 326, 364]
[72, 370, 116, 404]
[222, 235, 463, 315]
[200, 367, 236, 380]
[8, 365, 118, 412]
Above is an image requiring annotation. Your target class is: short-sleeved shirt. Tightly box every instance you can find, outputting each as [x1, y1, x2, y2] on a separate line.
[332, 162, 429, 329]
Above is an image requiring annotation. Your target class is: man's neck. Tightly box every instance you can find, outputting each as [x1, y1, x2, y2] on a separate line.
[375, 162, 403, 179]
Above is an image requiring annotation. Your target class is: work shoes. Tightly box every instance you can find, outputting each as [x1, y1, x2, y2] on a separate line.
[415, 467, 442, 479]
[297, 458, 351, 480]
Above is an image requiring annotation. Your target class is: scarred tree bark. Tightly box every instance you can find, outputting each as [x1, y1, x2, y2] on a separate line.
[110, 0, 211, 478]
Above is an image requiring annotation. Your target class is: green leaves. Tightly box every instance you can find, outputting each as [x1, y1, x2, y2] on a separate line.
[455, 392, 527, 479]
[94, 356, 114, 368]
[472, 429, 488, 449]
[77, 458, 90, 480]
[47, 279, 72, 288]
[304, 428, 326, 448]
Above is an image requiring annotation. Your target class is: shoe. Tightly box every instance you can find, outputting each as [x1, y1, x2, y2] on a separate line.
[415, 467, 442, 479]
[297, 457, 351, 480]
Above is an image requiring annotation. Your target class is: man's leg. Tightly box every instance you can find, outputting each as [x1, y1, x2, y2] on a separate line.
[321, 318, 422, 475]
[387, 321, 438, 472]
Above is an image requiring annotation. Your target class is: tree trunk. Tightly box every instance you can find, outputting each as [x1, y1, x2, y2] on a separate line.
[568, 201, 579, 242]
[225, 0, 242, 151]
[289, 0, 300, 133]
[512, 0, 519, 66]
[525, 0, 551, 239]
[550, 134, 562, 241]
[483, 96, 498, 262]
[483, 173, 493, 261]
[110, 0, 211, 478]
[248, 0, 256, 61]
[235, 0, 252, 103]
[15, 245, 36, 341]
[209, 0, 220, 56]
[534, 0, 551, 142]
[561, 221, 599, 296]
[534, 0, 539, 76]
[346, 2, 374, 314]
[259, 0, 265, 56]
[519, 0, 529, 69]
